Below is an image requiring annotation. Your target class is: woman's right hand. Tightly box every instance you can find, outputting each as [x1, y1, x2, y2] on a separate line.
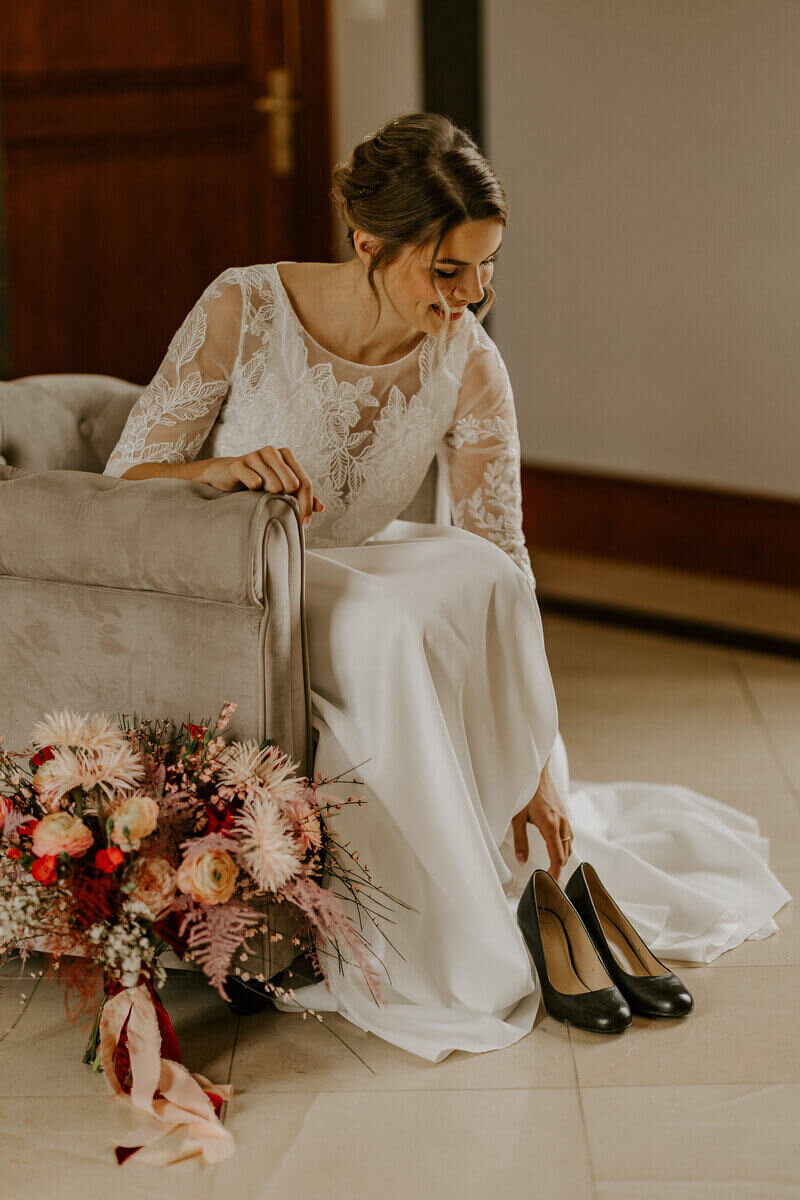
[199, 445, 324, 527]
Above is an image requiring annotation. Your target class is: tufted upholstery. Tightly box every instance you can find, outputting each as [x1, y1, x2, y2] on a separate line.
[0, 373, 144, 473]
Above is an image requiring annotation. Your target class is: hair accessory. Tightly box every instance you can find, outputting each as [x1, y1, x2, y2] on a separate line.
[356, 182, 379, 197]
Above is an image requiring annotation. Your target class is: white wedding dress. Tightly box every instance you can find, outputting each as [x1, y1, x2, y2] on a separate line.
[104, 263, 792, 1062]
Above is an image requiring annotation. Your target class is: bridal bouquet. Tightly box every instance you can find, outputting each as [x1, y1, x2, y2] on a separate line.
[0, 701, 396, 1165]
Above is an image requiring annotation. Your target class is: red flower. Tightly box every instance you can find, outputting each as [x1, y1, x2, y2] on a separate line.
[30, 746, 55, 768]
[95, 847, 125, 873]
[6, 846, 22, 860]
[31, 854, 57, 884]
[17, 819, 39, 837]
[203, 802, 235, 833]
[182, 723, 206, 741]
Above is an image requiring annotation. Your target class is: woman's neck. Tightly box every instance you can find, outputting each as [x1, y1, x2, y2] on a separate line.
[283, 258, 428, 367]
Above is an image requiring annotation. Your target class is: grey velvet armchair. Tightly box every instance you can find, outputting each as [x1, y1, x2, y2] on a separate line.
[0, 372, 445, 978]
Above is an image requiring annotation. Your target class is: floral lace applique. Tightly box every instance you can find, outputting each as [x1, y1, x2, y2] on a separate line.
[442, 327, 536, 595]
[103, 262, 531, 593]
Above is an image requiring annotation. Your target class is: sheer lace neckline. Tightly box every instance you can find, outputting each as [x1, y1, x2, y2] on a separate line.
[272, 261, 433, 370]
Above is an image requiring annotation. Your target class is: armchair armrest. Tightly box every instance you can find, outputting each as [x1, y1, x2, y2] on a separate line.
[0, 464, 312, 776]
[0, 466, 298, 607]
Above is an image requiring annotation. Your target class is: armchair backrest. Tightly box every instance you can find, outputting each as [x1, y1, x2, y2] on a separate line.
[0, 374, 144, 473]
[0, 373, 449, 523]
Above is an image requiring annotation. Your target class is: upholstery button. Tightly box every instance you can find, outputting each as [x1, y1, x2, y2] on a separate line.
[78, 417, 92, 438]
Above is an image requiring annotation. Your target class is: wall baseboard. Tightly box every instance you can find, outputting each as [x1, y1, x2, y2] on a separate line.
[522, 464, 800, 591]
[531, 547, 800, 654]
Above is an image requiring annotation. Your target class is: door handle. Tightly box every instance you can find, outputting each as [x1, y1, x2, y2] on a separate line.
[253, 66, 305, 177]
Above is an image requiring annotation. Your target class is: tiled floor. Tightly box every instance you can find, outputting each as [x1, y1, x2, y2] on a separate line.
[1, 611, 798, 1199]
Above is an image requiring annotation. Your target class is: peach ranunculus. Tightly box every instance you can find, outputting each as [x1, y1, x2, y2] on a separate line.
[176, 850, 238, 905]
[109, 792, 159, 851]
[32, 812, 94, 859]
[127, 856, 177, 918]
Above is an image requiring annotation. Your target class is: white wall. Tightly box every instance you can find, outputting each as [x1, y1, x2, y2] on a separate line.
[485, 0, 800, 500]
[328, 0, 423, 259]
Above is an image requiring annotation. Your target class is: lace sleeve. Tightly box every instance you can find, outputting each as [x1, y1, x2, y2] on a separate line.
[442, 326, 536, 595]
[102, 270, 244, 477]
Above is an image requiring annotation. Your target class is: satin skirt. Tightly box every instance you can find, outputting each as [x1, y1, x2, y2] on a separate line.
[273, 520, 792, 1062]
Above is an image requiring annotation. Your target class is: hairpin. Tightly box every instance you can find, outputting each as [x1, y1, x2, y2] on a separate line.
[356, 183, 379, 197]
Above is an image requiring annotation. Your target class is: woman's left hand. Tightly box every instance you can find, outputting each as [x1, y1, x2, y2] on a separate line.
[510, 756, 574, 881]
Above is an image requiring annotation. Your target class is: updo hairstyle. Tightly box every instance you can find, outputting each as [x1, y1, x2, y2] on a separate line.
[330, 112, 508, 343]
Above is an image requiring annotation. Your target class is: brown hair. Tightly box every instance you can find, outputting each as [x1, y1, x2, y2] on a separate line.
[330, 112, 508, 349]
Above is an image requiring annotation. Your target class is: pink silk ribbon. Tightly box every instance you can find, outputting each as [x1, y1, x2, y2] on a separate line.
[99, 982, 236, 1166]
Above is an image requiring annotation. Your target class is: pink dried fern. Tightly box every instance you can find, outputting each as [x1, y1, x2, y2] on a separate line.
[177, 897, 262, 1001]
[283, 875, 387, 1005]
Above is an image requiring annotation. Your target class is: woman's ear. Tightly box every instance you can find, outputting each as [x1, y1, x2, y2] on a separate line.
[352, 231, 380, 266]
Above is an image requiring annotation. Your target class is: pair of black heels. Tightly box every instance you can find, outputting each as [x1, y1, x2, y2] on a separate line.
[517, 861, 694, 1034]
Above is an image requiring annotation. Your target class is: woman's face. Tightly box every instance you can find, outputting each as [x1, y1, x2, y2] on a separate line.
[359, 218, 504, 336]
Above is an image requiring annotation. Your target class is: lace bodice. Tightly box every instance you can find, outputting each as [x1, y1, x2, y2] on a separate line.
[103, 262, 535, 593]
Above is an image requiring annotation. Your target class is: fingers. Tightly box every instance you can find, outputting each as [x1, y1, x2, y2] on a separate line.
[240, 451, 288, 499]
[558, 817, 575, 874]
[261, 447, 301, 496]
[541, 813, 568, 881]
[511, 811, 528, 864]
[234, 446, 325, 528]
[513, 790, 576, 882]
[230, 462, 266, 491]
[277, 446, 323, 526]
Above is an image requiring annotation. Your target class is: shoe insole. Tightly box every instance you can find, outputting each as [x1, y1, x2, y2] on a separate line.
[598, 911, 666, 978]
[539, 909, 594, 994]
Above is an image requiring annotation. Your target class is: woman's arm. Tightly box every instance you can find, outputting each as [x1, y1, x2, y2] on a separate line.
[104, 270, 324, 522]
[119, 460, 210, 481]
[442, 323, 536, 596]
[103, 269, 244, 480]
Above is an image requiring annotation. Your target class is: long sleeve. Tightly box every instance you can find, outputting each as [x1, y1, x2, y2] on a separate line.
[442, 325, 536, 595]
[103, 270, 244, 477]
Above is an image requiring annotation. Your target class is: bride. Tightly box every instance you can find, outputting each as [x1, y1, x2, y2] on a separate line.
[103, 112, 791, 1062]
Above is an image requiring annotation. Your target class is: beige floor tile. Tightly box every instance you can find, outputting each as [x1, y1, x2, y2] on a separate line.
[582, 1082, 800, 1192]
[571, 965, 800, 1088]
[209, 1087, 595, 1200]
[697, 787, 800, 871]
[232, 1000, 574, 1092]
[231, 1007, 378, 1092]
[712, 869, 799, 966]
[542, 613, 736, 678]
[553, 669, 787, 794]
[736, 652, 800, 789]
[0, 976, 40, 1043]
[0, 970, 237, 1097]
[0, 1095, 212, 1200]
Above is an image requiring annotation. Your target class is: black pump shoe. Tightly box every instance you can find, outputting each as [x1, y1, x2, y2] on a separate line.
[565, 861, 694, 1019]
[223, 972, 275, 1016]
[517, 869, 632, 1034]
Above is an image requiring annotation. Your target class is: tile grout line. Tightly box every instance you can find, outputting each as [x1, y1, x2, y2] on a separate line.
[0, 968, 43, 1045]
[568, 1025, 600, 1199]
[732, 657, 798, 801]
[0, 1079, 796, 1098]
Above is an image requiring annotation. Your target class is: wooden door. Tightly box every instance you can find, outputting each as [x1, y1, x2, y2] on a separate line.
[0, 0, 333, 383]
